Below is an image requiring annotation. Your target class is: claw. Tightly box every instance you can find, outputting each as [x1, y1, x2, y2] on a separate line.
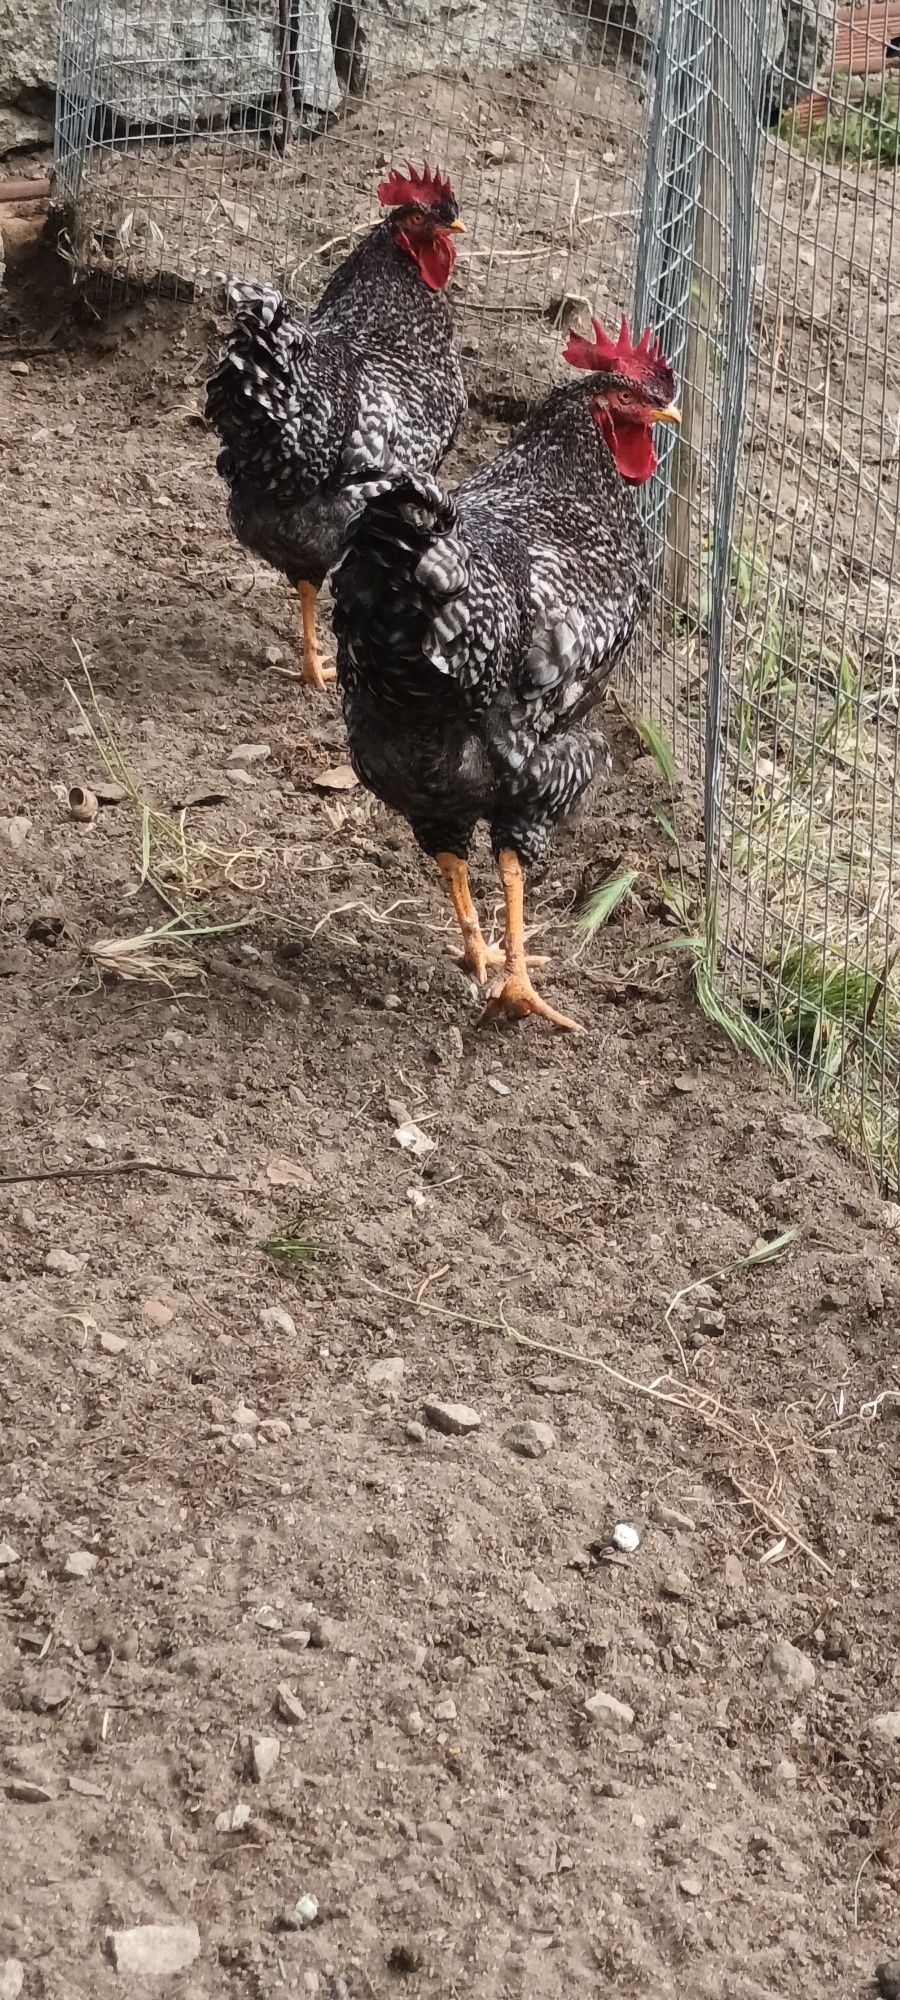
[300, 655, 336, 690]
[479, 970, 584, 1033]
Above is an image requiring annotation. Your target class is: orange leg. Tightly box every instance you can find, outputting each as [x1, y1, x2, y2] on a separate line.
[436, 852, 548, 986]
[479, 848, 583, 1033]
[296, 580, 335, 692]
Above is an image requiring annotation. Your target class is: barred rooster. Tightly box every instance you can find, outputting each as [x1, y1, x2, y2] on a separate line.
[205, 162, 467, 691]
[332, 317, 679, 1031]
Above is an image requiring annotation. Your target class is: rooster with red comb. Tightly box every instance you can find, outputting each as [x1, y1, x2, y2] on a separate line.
[206, 161, 466, 692]
[332, 312, 679, 1032]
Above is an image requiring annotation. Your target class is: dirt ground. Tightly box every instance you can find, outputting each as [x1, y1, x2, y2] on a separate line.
[3, 271, 900, 2000]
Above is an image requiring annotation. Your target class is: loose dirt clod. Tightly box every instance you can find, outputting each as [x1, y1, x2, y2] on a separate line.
[769, 1639, 817, 1694]
[504, 1419, 555, 1458]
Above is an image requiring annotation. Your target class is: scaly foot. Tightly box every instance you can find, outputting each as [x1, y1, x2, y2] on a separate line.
[457, 939, 549, 983]
[297, 580, 335, 693]
[479, 969, 584, 1033]
[300, 650, 336, 692]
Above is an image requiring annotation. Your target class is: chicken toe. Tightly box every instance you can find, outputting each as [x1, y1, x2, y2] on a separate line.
[480, 971, 583, 1033]
[477, 847, 583, 1032]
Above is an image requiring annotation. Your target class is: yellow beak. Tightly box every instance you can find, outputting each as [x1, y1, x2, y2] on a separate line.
[652, 403, 681, 425]
[446, 218, 466, 234]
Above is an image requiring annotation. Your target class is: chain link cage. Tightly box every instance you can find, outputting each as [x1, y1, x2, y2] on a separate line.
[55, 0, 900, 1191]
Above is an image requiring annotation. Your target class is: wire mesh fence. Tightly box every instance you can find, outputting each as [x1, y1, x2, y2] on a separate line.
[54, 0, 900, 1190]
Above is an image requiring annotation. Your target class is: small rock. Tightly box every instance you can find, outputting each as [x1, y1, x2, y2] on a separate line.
[260, 1305, 297, 1338]
[405, 1421, 427, 1444]
[393, 1121, 436, 1158]
[769, 1639, 816, 1693]
[141, 1297, 174, 1327]
[9, 360, 30, 375]
[870, 1711, 900, 1745]
[404, 1708, 425, 1737]
[277, 1894, 319, 1931]
[258, 1416, 292, 1442]
[216, 1801, 252, 1832]
[44, 1247, 84, 1276]
[6, 1779, 54, 1803]
[678, 1874, 703, 1898]
[254, 1603, 282, 1631]
[775, 1756, 798, 1784]
[280, 1628, 311, 1651]
[875, 1960, 900, 2000]
[487, 1076, 510, 1096]
[418, 1820, 455, 1847]
[107, 1924, 201, 1976]
[434, 1696, 457, 1723]
[276, 1682, 306, 1725]
[504, 1420, 555, 1459]
[265, 643, 284, 665]
[584, 1688, 635, 1728]
[0, 1544, 20, 1566]
[423, 1400, 481, 1437]
[406, 1187, 426, 1211]
[0, 1964, 23, 2000]
[231, 1400, 258, 1428]
[63, 1551, 98, 1580]
[31, 1670, 73, 1711]
[689, 1306, 726, 1339]
[612, 1523, 641, 1554]
[651, 1500, 697, 1533]
[723, 1553, 745, 1590]
[4, 815, 31, 849]
[660, 1565, 692, 1600]
[313, 762, 358, 792]
[366, 1356, 405, 1392]
[99, 1330, 127, 1356]
[308, 1615, 340, 1649]
[250, 1736, 280, 1783]
[227, 741, 271, 766]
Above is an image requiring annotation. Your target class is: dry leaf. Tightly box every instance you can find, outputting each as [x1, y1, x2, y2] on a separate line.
[266, 1157, 308, 1189]
[313, 764, 358, 793]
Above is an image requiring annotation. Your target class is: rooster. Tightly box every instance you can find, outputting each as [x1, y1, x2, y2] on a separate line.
[331, 315, 679, 1030]
[205, 162, 467, 692]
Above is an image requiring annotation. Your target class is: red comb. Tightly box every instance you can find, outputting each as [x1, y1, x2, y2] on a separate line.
[377, 160, 455, 209]
[563, 313, 669, 380]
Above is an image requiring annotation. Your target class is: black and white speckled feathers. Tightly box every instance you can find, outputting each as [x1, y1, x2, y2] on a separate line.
[205, 219, 467, 590]
[332, 377, 649, 865]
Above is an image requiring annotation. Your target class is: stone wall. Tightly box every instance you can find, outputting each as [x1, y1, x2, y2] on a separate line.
[0, 0, 835, 161]
[6, 0, 592, 159]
